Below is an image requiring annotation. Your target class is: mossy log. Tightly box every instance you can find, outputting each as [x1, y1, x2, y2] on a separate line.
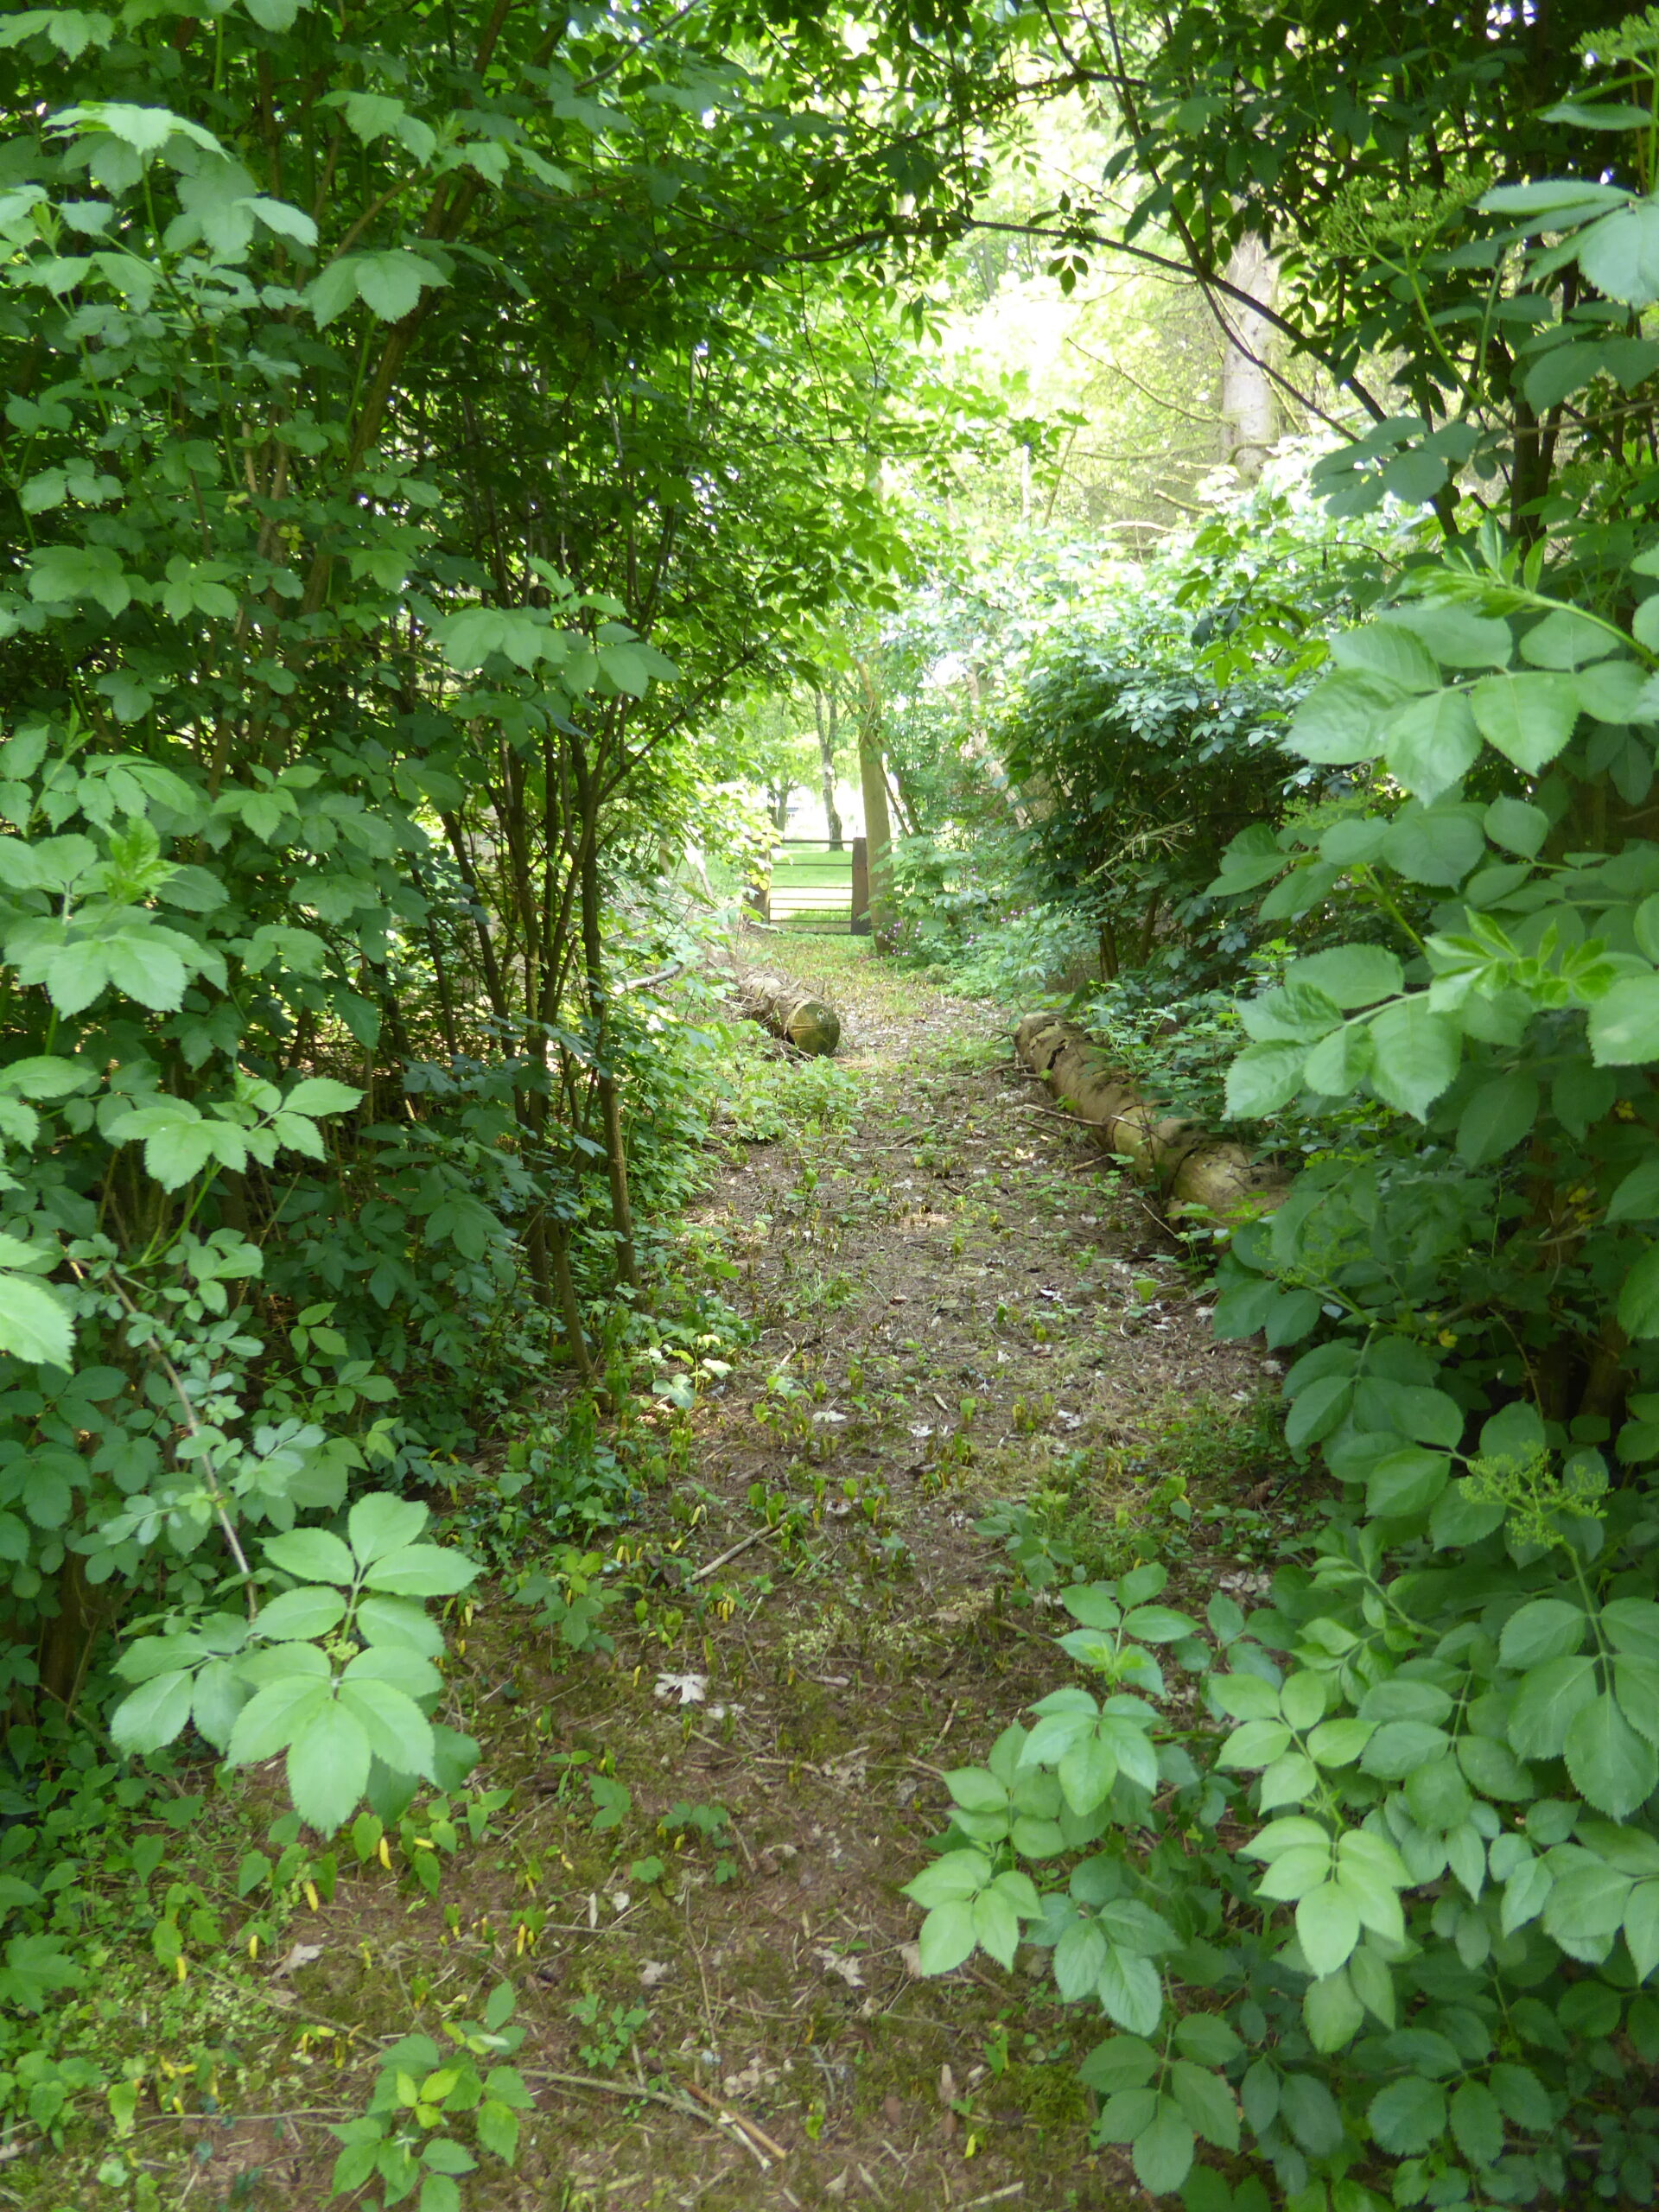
[741, 974, 842, 1056]
[1014, 1014, 1286, 1222]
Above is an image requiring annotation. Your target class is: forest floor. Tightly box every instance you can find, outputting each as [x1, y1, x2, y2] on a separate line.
[35, 936, 1294, 2212]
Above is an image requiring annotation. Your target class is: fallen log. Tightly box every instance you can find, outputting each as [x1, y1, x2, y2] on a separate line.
[1014, 1014, 1287, 1222]
[740, 974, 841, 1056]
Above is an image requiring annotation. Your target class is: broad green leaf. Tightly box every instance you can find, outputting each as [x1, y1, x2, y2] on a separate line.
[1381, 804, 1485, 887]
[1456, 1073, 1539, 1163]
[349, 1493, 429, 1565]
[1447, 2081, 1504, 2171]
[1284, 944, 1402, 1008]
[903, 1850, 991, 1909]
[1589, 976, 1659, 1065]
[1469, 671, 1580, 773]
[1286, 671, 1407, 765]
[338, 1679, 436, 1779]
[0, 1273, 72, 1366]
[1329, 626, 1440, 691]
[1624, 1880, 1659, 1980]
[1384, 602, 1512, 669]
[1483, 796, 1548, 856]
[1508, 1655, 1599, 1759]
[1077, 2036, 1159, 2092]
[1384, 688, 1481, 801]
[1296, 1880, 1361, 1976]
[1619, 1246, 1659, 1339]
[1096, 1945, 1162, 2035]
[1579, 200, 1659, 308]
[916, 1899, 976, 1974]
[1131, 2100, 1195, 2194]
[1565, 1690, 1659, 1819]
[284, 1077, 363, 1116]
[226, 1674, 334, 1765]
[1369, 2075, 1448, 2156]
[1518, 605, 1620, 667]
[1366, 997, 1461, 1118]
[263, 1527, 355, 1584]
[361, 1541, 479, 1597]
[1365, 1448, 1450, 1518]
[1225, 1040, 1306, 1117]
[256, 1586, 347, 1642]
[1500, 1599, 1586, 1668]
[288, 1698, 372, 1834]
[109, 1668, 194, 1755]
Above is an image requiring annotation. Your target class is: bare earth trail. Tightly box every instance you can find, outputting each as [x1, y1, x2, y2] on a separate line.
[268, 942, 1277, 2212]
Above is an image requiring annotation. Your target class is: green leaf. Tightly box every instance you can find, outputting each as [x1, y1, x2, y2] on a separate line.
[1077, 2036, 1159, 2092]
[1519, 605, 1621, 668]
[1565, 1690, 1659, 1819]
[1329, 626, 1440, 690]
[1384, 688, 1481, 801]
[362, 1542, 479, 1597]
[338, 1679, 435, 1778]
[1456, 1073, 1539, 1163]
[264, 1528, 356, 1584]
[1501, 1599, 1587, 1667]
[109, 1669, 194, 1756]
[1386, 602, 1513, 669]
[226, 1674, 334, 1765]
[257, 1586, 347, 1642]
[283, 1077, 362, 1116]
[1286, 671, 1407, 765]
[1508, 1655, 1599, 1759]
[1365, 1448, 1450, 1518]
[1484, 796, 1549, 856]
[1368, 2075, 1447, 2156]
[1366, 998, 1461, 1119]
[917, 1899, 976, 1974]
[1096, 1945, 1162, 2035]
[1280, 2070, 1343, 2156]
[1469, 671, 1580, 773]
[1590, 976, 1659, 1065]
[1224, 1040, 1306, 1117]
[1285, 945, 1403, 1008]
[1130, 2100, 1194, 2195]
[1624, 1881, 1659, 1981]
[904, 1850, 991, 1909]
[288, 1698, 372, 1834]
[1609, 1157, 1659, 1222]
[1447, 2081, 1504, 2170]
[0, 1273, 72, 1366]
[1619, 1246, 1659, 1340]
[1296, 1881, 1361, 1976]
[1381, 803, 1486, 887]
[349, 1493, 429, 1565]
[1579, 200, 1659, 308]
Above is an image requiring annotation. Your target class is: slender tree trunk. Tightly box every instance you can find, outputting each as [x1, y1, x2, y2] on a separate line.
[812, 688, 843, 849]
[1218, 233, 1281, 484]
[855, 661, 894, 945]
[574, 750, 640, 1294]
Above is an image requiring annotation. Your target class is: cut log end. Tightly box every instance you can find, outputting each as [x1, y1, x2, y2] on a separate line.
[739, 974, 842, 1056]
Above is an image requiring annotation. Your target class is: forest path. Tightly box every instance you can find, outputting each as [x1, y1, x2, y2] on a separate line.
[475, 936, 1270, 2212]
[252, 942, 1276, 2212]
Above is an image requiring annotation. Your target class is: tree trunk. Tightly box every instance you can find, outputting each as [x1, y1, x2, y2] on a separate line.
[1218, 233, 1280, 485]
[813, 689, 843, 849]
[855, 661, 894, 945]
[574, 753, 640, 1296]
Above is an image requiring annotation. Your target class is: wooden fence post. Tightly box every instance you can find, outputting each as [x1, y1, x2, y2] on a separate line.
[850, 836, 870, 934]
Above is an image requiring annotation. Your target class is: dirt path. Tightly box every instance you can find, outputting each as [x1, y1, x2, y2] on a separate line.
[250, 942, 1280, 2212]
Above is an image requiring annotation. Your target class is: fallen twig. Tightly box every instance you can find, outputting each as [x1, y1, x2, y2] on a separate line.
[681, 2077, 790, 2164]
[690, 1522, 779, 1583]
